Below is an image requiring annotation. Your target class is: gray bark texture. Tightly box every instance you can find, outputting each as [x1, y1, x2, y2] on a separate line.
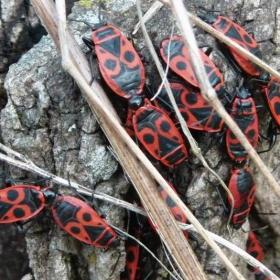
[0, 0, 280, 279]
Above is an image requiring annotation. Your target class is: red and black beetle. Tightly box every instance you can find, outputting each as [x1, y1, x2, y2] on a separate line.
[199, 11, 262, 77]
[154, 82, 224, 132]
[226, 86, 258, 163]
[258, 77, 280, 129]
[160, 36, 228, 98]
[227, 166, 256, 229]
[123, 227, 141, 280]
[52, 195, 120, 248]
[0, 185, 120, 249]
[247, 231, 270, 280]
[83, 24, 145, 99]
[132, 99, 188, 167]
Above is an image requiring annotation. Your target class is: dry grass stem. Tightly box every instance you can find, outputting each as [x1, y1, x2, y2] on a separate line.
[133, 1, 164, 35]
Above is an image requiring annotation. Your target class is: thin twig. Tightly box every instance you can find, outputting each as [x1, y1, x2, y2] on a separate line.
[133, 1, 164, 35]
[0, 149, 144, 214]
[160, 241, 184, 280]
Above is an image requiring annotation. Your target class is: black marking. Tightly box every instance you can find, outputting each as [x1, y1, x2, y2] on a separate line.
[0, 202, 13, 219]
[243, 34, 253, 45]
[53, 200, 80, 226]
[250, 251, 259, 259]
[274, 103, 280, 115]
[247, 129, 256, 138]
[165, 148, 186, 165]
[176, 214, 184, 221]
[205, 66, 222, 90]
[70, 226, 81, 234]
[185, 91, 198, 105]
[160, 121, 171, 133]
[236, 169, 255, 194]
[95, 231, 115, 246]
[176, 61, 187, 70]
[82, 225, 107, 243]
[13, 208, 25, 219]
[105, 59, 117, 70]
[99, 36, 121, 57]
[95, 27, 117, 41]
[165, 196, 176, 208]
[126, 251, 136, 263]
[7, 190, 19, 201]
[215, 17, 230, 32]
[163, 39, 184, 59]
[112, 63, 142, 95]
[124, 51, 135, 63]
[143, 134, 155, 144]
[83, 212, 92, 222]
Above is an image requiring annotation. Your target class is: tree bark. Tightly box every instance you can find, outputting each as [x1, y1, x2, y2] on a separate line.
[0, 0, 280, 279]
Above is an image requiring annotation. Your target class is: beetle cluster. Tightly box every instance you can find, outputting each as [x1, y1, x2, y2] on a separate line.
[85, 11, 276, 223]
[1, 7, 276, 280]
[80, 8, 279, 279]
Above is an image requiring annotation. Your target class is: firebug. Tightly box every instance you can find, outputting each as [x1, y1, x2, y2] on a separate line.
[83, 24, 145, 99]
[132, 99, 188, 167]
[160, 36, 227, 98]
[247, 231, 269, 280]
[227, 166, 256, 229]
[199, 11, 262, 77]
[226, 86, 258, 162]
[155, 82, 224, 132]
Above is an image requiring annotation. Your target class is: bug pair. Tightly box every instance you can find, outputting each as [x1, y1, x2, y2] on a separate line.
[0, 184, 120, 249]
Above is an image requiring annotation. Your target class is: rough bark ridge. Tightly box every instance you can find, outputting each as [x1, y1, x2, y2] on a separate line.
[0, 0, 46, 106]
[0, 0, 280, 279]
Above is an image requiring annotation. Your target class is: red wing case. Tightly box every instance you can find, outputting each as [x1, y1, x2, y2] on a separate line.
[0, 185, 45, 223]
[52, 196, 119, 248]
[93, 25, 145, 99]
[133, 104, 188, 167]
